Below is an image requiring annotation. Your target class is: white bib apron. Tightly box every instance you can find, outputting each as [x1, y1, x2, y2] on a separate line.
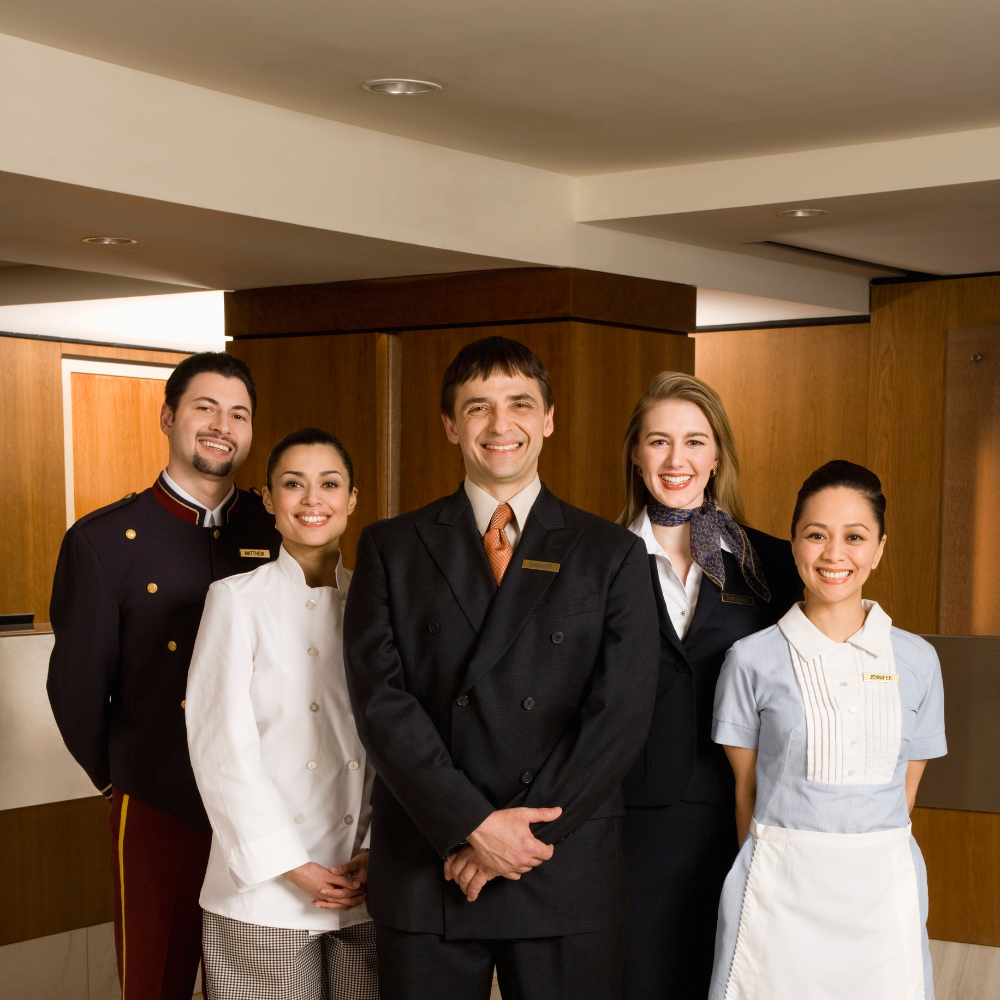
[724, 821, 924, 1000]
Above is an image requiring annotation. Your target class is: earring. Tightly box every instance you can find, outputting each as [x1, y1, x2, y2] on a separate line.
[710, 466, 717, 477]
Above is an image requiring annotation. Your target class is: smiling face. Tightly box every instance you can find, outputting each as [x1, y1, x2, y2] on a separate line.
[792, 486, 886, 606]
[441, 371, 554, 496]
[262, 443, 357, 550]
[160, 372, 253, 479]
[631, 398, 719, 510]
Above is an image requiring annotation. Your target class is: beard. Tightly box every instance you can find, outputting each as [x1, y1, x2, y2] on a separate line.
[192, 452, 235, 478]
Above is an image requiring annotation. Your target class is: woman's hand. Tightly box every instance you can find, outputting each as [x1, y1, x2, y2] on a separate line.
[724, 746, 758, 845]
[282, 861, 346, 904]
[905, 760, 928, 813]
[313, 850, 370, 910]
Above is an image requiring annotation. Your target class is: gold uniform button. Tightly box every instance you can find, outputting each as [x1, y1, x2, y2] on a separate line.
[213, 529, 220, 539]
[180, 700, 186, 709]
[125, 529, 136, 540]
[167, 641, 177, 651]
[147, 583, 158, 594]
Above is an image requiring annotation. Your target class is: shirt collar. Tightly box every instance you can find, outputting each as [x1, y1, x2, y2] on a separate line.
[627, 505, 732, 557]
[275, 543, 349, 592]
[160, 469, 236, 526]
[464, 475, 542, 538]
[778, 599, 891, 660]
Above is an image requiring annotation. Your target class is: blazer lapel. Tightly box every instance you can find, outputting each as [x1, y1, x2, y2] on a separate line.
[649, 555, 686, 660]
[415, 488, 495, 635]
[684, 550, 745, 644]
[461, 486, 582, 693]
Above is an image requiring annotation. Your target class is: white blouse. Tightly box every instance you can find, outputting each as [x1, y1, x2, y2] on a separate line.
[186, 546, 373, 931]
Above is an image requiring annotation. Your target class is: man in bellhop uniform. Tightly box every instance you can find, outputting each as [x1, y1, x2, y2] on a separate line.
[344, 337, 660, 1000]
[47, 352, 281, 1000]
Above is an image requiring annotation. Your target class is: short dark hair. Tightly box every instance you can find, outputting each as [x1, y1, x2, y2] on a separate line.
[440, 336, 553, 417]
[266, 427, 355, 492]
[791, 460, 886, 539]
[164, 352, 257, 416]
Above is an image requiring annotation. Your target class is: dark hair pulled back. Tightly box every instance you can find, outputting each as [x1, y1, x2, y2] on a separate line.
[265, 427, 354, 491]
[791, 460, 886, 538]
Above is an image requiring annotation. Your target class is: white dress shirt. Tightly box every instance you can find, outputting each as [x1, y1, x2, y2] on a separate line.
[186, 546, 373, 931]
[464, 475, 542, 550]
[161, 469, 235, 527]
[628, 505, 731, 640]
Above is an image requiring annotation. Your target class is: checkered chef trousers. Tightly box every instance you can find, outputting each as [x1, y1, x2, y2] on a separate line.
[203, 911, 379, 1000]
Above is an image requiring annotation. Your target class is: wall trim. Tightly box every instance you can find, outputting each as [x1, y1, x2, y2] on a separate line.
[0, 328, 193, 354]
[695, 314, 871, 333]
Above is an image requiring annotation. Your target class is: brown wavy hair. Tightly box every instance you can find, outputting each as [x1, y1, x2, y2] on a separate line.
[617, 371, 748, 527]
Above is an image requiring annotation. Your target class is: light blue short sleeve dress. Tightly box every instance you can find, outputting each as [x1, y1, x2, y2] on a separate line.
[709, 601, 946, 1000]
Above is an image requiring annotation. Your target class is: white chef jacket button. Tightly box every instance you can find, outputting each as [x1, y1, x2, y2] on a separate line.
[839, 681, 848, 687]
[851, 740, 858, 747]
[307, 647, 319, 657]
[294, 814, 306, 824]
[305, 600, 316, 610]
[310, 702, 320, 712]
[347, 760, 359, 770]
[848, 769, 856, 776]
[307, 760, 318, 770]
[344, 815, 354, 825]
[849, 706, 857, 714]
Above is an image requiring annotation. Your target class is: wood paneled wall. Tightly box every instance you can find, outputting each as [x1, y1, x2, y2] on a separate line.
[226, 333, 379, 568]
[0, 336, 190, 623]
[401, 321, 694, 520]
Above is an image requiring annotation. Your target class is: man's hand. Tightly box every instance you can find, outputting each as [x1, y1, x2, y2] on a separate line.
[466, 806, 562, 878]
[444, 845, 499, 902]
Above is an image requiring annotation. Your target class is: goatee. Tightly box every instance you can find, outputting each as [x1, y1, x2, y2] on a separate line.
[193, 453, 234, 478]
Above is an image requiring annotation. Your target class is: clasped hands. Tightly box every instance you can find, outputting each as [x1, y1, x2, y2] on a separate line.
[283, 849, 369, 909]
[444, 806, 562, 902]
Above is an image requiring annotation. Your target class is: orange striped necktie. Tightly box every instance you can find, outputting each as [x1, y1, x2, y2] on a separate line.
[485, 503, 514, 584]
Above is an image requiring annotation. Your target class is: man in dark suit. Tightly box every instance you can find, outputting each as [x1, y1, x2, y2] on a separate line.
[344, 336, 660, 1000]
[47, 352, 281, 1000]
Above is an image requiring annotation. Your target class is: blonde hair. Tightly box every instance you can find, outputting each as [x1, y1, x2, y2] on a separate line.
[617, 371, 748, 527]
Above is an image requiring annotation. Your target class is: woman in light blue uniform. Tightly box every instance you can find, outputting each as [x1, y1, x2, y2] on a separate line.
[709, 461, 946, 1000]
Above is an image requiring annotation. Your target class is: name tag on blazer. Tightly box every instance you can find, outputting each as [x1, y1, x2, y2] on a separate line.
[522, 559, 560, 573]
[240, 548, 271, 558]
[863, 672, 900, 683]
[721, 593, 754, 606]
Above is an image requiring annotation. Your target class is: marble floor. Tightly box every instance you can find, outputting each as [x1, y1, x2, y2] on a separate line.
[1, 928, 996, 999]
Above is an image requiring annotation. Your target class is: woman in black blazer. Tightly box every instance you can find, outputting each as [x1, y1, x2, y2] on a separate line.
[617, 372, 801, 1000]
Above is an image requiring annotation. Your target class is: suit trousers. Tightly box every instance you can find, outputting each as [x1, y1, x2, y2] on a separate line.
[109, 789, 212, 1000]
[376, 922, 624, 1000]
[621, 802, 737, 1000]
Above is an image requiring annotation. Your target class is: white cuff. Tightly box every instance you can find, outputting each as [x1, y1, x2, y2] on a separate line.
[226, 827, 311, 892]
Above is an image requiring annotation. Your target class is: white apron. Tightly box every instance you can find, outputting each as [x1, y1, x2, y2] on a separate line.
[724, 820, 924, 1000]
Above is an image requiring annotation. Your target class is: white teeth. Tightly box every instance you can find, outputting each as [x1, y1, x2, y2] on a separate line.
[297, 515, 328, 523]
[484, 443, 521, 452]
[662, 474, 692, 484]
[201, 440, 230, 452]
[818, 569, 851, 579]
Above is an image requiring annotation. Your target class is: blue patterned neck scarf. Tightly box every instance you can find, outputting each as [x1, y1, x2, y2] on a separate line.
[646, 494, 771, 601]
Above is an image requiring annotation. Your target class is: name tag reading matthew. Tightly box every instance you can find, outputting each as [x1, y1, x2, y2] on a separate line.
[863, 672, 899, 683]
[721, 593, 754, 606]
[522, 559, 560, 573]
[240, 548, 270, 559]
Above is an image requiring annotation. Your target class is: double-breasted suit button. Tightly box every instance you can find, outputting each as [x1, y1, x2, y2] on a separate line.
[522, 697, 535, 710]
[344, 815, 354, 825]
[213, 529, 220, 539]
[428, 622, 441, 634]
[307, 760, 317, 770]
[551, 631, 564, 644]
[521, 772, 532, 784]
[147, 583, 158, 594]
[125, 529, 136, 540]
[167, 641, 177, 651]
[347, 760, 359, 770]
[456, 694, 469, 707]
[307, 647, 319, 657]
[309, 702, 320, 712]
[305, 600, 316, 610]
[673, 660, 686, 673]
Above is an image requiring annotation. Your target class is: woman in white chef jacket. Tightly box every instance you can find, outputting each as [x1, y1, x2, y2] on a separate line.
[186, 427, 377, 1000]
[710, 460, 946, 1000]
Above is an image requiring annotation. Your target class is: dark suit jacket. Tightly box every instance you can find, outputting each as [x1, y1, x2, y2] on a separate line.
[622, 525, 802, 808]
[344, 484, 660, 939]
[47, 477, 281, 831]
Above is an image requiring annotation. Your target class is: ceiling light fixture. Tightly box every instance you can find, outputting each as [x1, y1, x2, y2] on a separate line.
[777, 209, 827, 218]
[82, 236, 138, 244]
[362, 78, 442, 96]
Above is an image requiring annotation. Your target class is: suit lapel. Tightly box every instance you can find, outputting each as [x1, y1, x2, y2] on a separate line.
[415, 488, 495, 634]
[462, 486, 582, 693]
[649, 555, 686, 659]
[685, 550, 744, 644]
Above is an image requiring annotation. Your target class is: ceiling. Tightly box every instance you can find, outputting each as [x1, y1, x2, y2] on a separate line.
[1, 0, 998, 176]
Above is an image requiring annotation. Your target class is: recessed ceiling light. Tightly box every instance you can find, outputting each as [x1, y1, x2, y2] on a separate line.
[82, 236, 138, 244]
[777, 209, 827, 218]
[362, 78, 442, 96]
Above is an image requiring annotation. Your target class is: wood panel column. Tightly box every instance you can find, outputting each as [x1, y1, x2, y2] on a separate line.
[227, 267, 696, 562]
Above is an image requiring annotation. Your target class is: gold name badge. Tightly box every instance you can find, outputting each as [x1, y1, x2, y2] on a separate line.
[522, 559, 560, 573]
[721, 593, 754, 606]
[863, 672, 900, 683]
[240, 548, 270, 559]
